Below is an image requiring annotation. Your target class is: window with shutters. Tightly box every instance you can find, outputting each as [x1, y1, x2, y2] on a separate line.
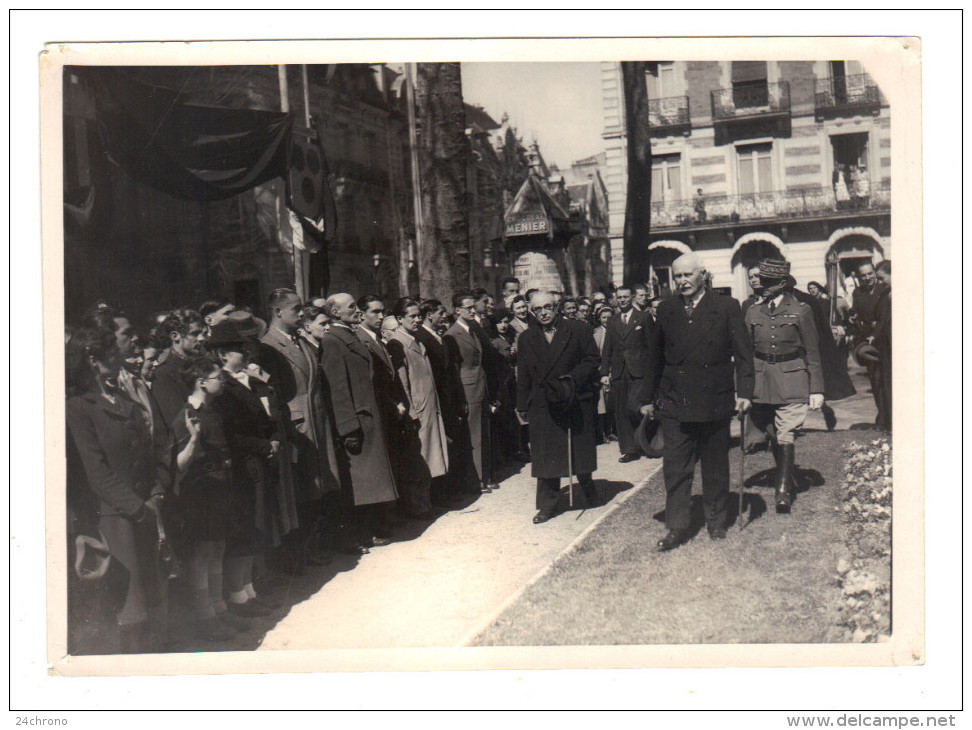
[731, 61, 769, 109]
[651, 154, 682, 202]
[736, 143, 773, 195]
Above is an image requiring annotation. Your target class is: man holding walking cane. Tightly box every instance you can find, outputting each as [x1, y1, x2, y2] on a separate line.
[516, 291, 602, 524]
[640, 253, 754, 551]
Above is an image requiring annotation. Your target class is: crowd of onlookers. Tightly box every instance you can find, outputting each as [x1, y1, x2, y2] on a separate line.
[64, 263, 890, 655]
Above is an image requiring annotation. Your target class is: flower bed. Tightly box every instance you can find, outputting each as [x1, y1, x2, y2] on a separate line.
[835, 437, 892, 642]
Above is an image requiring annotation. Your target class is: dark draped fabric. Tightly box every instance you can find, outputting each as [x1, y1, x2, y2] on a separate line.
[88, 67, 293, 202]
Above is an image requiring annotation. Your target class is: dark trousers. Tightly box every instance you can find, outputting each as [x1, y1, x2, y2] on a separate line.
[611, 376, 641, 456]
[536, 473, 596, 515]
[660, 416, 731, 531]
[866, 360, 890, 430]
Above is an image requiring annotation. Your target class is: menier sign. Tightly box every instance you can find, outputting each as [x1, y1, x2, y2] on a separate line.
[505, 211, 549, 237]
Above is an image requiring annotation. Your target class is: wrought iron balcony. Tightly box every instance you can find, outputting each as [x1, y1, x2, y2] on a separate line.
[814, 73, 882, 119]
[650, 182, 890, 229]
[648, 95, 690, 136]
[710, 80, 791, 122]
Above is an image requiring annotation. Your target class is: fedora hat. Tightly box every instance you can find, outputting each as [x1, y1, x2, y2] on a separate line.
[853, 341, 881, 366]
[634, 411, 665, 458]
[208, 311, 267, 346]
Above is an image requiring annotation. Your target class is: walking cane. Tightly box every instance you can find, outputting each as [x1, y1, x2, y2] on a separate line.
[567, 421, 574, 509]
[738, 412, 751, 530]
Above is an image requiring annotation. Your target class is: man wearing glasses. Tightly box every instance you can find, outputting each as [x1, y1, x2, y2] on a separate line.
[444, 290, 498, 494]
[516, 291, 602, 523]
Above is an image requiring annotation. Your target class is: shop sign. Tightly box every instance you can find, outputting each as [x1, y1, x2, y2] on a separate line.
[505, 212, 549, 237]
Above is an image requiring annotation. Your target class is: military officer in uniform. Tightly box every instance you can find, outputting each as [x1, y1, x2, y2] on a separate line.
[744, 258, 824, 513]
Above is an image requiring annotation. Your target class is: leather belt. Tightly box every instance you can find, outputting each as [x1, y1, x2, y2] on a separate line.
[754, 350, 803, 364]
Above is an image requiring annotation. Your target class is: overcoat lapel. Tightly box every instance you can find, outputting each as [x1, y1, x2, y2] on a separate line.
[669, 293, 722, 365]
[543, 321, 573, 380]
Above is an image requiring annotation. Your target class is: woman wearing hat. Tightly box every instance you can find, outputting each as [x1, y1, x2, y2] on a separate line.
[209, 313, 295, 616]
[744, 258, 825, 513]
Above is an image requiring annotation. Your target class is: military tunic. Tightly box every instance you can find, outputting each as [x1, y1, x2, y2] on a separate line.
[745, 292, 824, 444]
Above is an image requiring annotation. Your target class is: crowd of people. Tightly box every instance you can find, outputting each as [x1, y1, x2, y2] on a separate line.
[64, 257, 891, 654]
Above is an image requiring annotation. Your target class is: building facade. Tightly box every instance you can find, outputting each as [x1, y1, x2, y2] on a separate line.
[63, 64, 412, 326]
[600, 60, 890, 300]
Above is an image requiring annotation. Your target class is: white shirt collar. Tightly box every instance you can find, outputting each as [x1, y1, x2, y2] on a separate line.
[422, 323, 442, 341]
[224, 366, 251, 389]
[359, 325, 379, 343]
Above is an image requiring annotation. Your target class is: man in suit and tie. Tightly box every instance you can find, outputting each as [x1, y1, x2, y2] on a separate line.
[444, 290, 498, 494]
[258, 288, 335, 566]
[415, 298, 468, 505]
[641, 253, 754, 550]
[600, 284, 653, 463]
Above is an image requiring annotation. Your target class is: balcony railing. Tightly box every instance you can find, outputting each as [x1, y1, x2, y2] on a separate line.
[648, 95, 690, 136]
[711, 80, 791, 122]
[814, 73, 882, 118]
[650, 182, 890, 229]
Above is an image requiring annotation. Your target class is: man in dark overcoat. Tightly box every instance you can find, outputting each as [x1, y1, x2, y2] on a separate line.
[319, 294, 399, 548]
[642, 253, 754, 550]
[599, 284, 653, 463]
[356, 294, 432, 523]
[516, 291, 602, 524]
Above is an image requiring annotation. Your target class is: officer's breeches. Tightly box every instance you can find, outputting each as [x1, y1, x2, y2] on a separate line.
[750, 402, 808, 445]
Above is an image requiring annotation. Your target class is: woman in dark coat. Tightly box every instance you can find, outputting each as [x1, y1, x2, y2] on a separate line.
[209, 317, 285, 617]
[515, 292, 602, 523]
[65, 328, 171, 653]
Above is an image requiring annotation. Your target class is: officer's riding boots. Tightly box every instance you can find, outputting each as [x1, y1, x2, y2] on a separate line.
[775, 443, 795, 513]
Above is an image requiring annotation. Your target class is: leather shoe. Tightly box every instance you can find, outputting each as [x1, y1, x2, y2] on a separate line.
[618, 453, 640, 463]
[656, 530, 688, 552]
[336, 544, 370, 556]
[480, 484, 493, 493]
[533, 510, 556, 524]
[366, 536, 392, 547]
[708, 527, 727, 540]
[227, 600, 272, 618]
[605, 434, 618, 442]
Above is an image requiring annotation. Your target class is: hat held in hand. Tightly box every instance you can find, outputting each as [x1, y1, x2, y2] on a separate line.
[541, 375, 575, 408]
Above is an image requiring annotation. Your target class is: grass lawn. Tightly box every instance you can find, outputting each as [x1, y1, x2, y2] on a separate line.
[473, 427, 883, 646]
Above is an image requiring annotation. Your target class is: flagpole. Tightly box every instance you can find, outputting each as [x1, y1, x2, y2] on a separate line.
[278, 64, 306, 301]
[405, 63, 425, 297]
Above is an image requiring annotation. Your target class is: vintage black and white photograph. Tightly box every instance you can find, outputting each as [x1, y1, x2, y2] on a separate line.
[39, 34, 924, 680]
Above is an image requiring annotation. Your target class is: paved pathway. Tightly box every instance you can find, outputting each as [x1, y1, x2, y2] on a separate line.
[257, 367, 876, 651]
[258, 446, 659, 650]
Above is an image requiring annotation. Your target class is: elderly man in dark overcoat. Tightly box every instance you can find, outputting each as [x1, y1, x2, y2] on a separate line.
[642, 253, 754, 550]
[319, 293, 399, 549]
[516, 290, 602, 524]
